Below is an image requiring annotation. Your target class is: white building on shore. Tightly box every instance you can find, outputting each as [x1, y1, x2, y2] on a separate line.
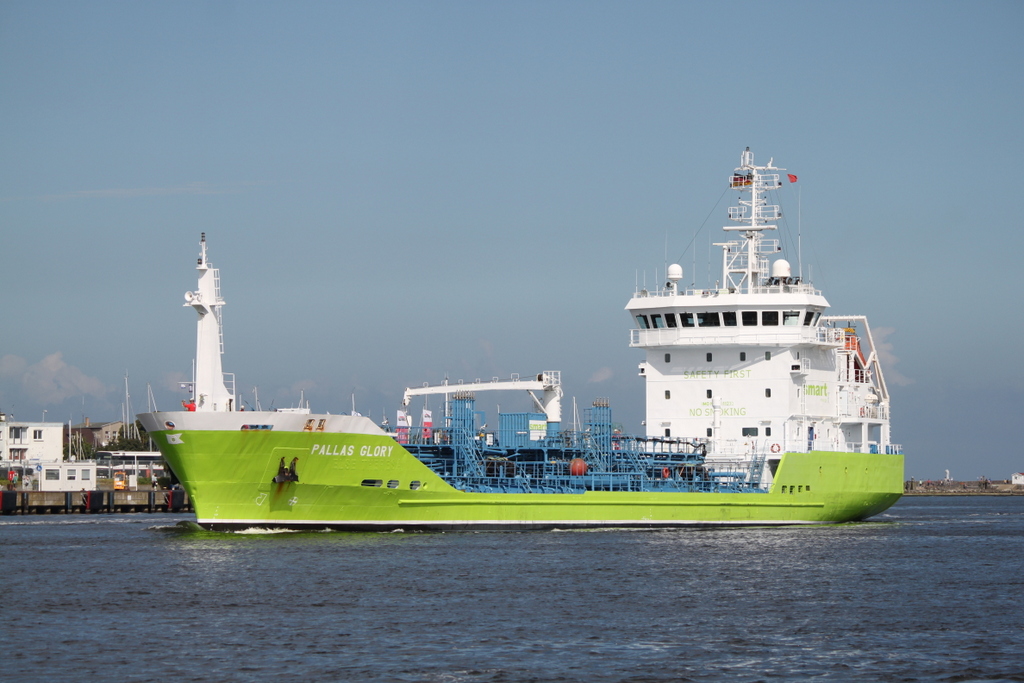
[1, 413, 96, 491]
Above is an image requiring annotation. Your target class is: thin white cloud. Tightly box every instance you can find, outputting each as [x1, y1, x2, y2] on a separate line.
[2, 352, 107, 404]
[589, 367, 613, 383]
[872, 327, 913, 387]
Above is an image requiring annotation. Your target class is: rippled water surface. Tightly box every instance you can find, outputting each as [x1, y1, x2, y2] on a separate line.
[2, 496, 1023, 682]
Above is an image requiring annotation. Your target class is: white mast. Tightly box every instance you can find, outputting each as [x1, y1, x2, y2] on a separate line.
[719, 147, 784, 292]
[184, 233, 234, 412]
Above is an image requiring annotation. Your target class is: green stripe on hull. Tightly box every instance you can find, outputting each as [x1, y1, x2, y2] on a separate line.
[153, 429, 903, 530]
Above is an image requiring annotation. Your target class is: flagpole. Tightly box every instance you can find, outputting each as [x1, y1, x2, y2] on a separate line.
[797, 183, 802, 281]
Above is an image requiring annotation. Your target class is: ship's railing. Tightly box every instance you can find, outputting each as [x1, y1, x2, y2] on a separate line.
[632, 282, 822, 298]
[630, 325, 845, 348]
[841, 403, 889, 420]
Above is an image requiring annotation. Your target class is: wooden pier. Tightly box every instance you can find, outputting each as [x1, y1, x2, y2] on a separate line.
[0, 490, 192, 515]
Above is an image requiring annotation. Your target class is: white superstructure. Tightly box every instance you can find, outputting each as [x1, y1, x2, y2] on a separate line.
[627, 148, 897, 479]
[184, 233, 236, 412]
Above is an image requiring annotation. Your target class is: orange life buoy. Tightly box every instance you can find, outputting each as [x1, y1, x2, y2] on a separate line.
[662, 467, 671, 479]
[770, 443, 781, 453]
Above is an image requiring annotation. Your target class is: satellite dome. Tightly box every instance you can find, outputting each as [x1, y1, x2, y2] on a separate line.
[771, 259, 792, 278]
[667, 264, 683, 282]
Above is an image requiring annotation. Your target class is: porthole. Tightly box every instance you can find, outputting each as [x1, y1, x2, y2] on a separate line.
[387, 480, 399, 489]
[361, 479, 383, 487]
[410, 481, 422, 490]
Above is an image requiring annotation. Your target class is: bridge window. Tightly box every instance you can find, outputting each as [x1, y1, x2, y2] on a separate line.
[742, 311, 758, 326]
[697, 312, 720, 327]
[722, 311, 737, 326]
[665, 313, 677, 328]
[636, 315, 650, 329]
[762, 311, 779, 326]
[804, 311, 815, 326]
[680, 313, 695, 327]
[742, 427, 759, 437]
[651, 314, 664, 328]
[783, 311, 800, 326]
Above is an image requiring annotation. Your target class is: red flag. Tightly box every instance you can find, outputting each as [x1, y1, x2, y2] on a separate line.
[787, 174, 798, 183]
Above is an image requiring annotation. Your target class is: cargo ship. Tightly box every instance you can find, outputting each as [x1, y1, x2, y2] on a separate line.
[137, 149, 903, 531]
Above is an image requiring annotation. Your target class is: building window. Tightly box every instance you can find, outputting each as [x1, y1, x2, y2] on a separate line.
[665, 390, 671, 400]
[706, 353, 712, 362]
[742, 427, 759, 437]
[636, 315, 650, 329]
[82, 470, 91, 481]
[45, 469, 59, 481]
[740, 352, 746, 361]
[68, 469, 77, 480]
[680, 313, 695, 327]
[765, 351, 772, 361]
[651, 314, 664, 328]
[664, 353, 671, 363]
[722, 311, 737, 326]
[706, 389, 712, 399]
[665, 313, 677, 328]
[765, 388, 772, 398]
[742, 311, 758, 326]
[33, 430, 43, 440]
[783, 311, 800, 326]
[804, 311, 815, 326]
[762, 311, 779, 326]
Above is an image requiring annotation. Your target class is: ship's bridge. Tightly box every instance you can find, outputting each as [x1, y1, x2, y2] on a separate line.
[626, 284, 832, 348]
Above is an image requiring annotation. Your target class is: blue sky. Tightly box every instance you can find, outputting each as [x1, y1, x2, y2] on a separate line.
[1, 1, 1021, 479]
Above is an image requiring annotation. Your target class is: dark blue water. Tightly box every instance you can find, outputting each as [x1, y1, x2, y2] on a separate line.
[2, 496, 1023, 682]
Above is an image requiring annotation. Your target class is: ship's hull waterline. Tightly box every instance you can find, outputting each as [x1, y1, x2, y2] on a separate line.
[141, 413, 903, 532]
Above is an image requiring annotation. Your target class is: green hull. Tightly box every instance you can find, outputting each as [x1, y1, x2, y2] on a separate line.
[149, 423, 903, 531]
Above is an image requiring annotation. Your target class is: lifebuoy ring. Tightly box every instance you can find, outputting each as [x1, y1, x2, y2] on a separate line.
[770, 443, 781, 453]
[662, 467, 671, 479]
[860, 407, 866, 417]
